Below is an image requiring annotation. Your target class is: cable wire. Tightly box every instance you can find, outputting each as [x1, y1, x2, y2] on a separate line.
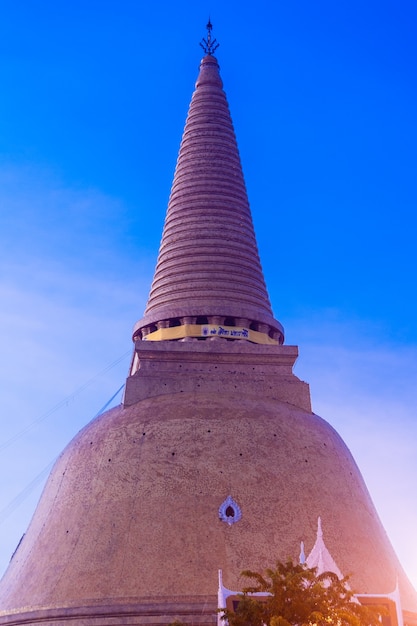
[0, 459, 55, 525]
[0, 381, 127, 525]
[0, 350, 131, 452]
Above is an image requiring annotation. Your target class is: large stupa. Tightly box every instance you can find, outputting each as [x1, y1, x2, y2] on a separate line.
[0, 23, 416, 626]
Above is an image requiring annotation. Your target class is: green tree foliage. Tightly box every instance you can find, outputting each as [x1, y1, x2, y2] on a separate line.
[221, 560, 385, 626]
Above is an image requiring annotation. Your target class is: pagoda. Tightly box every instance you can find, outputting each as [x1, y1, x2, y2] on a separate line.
[0, 23, 416, 626]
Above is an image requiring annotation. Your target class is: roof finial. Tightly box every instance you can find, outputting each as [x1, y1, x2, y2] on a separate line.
[200, 18, 219, 56]
[299, 540, 306, 565]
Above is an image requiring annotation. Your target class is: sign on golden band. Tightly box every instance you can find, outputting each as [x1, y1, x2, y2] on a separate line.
[142, 324, 278, 345]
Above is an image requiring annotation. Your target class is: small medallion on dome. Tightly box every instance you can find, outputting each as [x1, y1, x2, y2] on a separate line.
[219, 495, 242, 525]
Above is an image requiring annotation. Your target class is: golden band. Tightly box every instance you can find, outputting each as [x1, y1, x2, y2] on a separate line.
[142, 323, 278, 345]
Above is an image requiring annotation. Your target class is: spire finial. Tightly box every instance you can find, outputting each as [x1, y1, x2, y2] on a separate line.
[200, 18, 219, 56]
[299, 541, 306, 565]
[317, 516, 323, 538]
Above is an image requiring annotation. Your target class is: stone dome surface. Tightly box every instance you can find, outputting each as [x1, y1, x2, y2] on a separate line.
[1, 388, 416, 621]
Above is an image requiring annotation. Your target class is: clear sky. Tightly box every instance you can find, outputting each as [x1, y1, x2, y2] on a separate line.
[0, 0, 416, 591]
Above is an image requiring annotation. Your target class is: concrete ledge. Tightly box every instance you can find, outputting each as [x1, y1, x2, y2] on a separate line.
[0, 596, 217, 626]
[124, 342, 311, 411]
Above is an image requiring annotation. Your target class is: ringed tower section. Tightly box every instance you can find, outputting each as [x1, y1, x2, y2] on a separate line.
[134, 22, 284, 347]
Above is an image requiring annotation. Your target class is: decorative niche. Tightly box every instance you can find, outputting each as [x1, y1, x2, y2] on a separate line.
[219, 495, 242, 525]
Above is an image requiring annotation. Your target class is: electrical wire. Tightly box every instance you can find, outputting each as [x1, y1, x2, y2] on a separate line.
[0, 350, 130, 452]
[93, 383, 125, 418]
[0, 460, 55, 525]
[0, 381, 127, 526]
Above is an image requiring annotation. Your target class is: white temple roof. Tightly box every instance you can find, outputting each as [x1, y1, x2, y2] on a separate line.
[305, 517, 345, 580]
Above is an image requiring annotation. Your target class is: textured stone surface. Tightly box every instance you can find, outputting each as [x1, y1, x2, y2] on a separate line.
[134, 54, 283, 341]
[124, 341, 311, 410]
[0, 598, 217, 626]
[1, 380, 416, 622]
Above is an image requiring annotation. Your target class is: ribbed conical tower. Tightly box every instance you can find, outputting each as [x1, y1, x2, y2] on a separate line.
[134, 51, 283, 345]
[0, 26, 416, 626]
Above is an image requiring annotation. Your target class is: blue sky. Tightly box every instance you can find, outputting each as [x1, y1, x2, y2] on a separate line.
[0, 0, 416, 590]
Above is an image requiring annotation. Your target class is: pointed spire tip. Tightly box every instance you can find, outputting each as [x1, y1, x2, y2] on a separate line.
[200, 18, 219, 56]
